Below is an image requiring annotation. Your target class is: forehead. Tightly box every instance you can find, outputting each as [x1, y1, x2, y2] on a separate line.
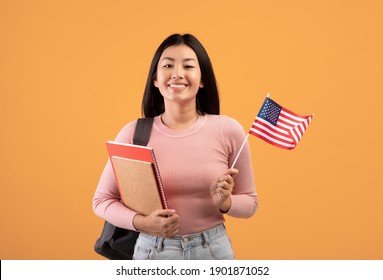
[160, 44, 198, 61]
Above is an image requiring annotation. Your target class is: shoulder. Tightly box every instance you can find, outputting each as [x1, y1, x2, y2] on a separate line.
[218, 115, 243, 128]
[204, 114, 246, 143]
[114, 119, 138, 143]
[209, 114, 245, 136]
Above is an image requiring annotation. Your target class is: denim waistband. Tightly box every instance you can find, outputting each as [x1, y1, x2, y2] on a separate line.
[138, 223, 227, 251]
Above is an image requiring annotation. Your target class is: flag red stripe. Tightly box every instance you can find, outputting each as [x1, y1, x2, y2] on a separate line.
[249, 131, 295, 150]
[250, 118, 296, 147]
[282, 107, 310, 119]
[280, 109, 311, 125]
[297, 123, 305, 137]
[279, 113, 308, 128]
[250, 125, 294, 145]
[289, 129, 298, 145]
[253, 119, 289, 137]
[280, 112, 301, 124]
[276, 119, 295, 130]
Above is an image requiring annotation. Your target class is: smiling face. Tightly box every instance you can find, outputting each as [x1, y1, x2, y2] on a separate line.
[154, 44, 204, 108]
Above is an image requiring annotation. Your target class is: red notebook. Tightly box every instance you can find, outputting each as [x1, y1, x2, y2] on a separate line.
[106, 141, 168, 215]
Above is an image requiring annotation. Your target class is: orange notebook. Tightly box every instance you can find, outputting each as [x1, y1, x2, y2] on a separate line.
[106, 141, 168, 215]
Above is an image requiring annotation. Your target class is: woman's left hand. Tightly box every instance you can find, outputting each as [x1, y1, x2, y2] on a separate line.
[210, 168, 239, 212]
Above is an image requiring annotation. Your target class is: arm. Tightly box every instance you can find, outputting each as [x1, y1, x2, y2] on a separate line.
[92, 121, 138, 230]
[218, 116, 259, 218]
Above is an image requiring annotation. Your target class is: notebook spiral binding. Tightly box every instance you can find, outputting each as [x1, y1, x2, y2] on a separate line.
[150, 149, 168, 209]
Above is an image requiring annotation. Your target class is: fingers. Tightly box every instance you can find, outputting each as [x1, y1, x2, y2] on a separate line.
[163, 215, 179, 237]
[214, 169, 237, 201]
[155, 208, 176, 217]
[217, 168, 238, 188]
[216, 179, 233, 197]
[152, 209, 179, 238]
[161, 216, 179, 238]
[217, 174, 235, 190]
[225, 168, 239, 177]
[216, 186, 231, 199]
[217, 176, 233, 188]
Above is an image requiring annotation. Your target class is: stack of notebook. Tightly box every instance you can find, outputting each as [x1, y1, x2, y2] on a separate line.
[106, 141, 168, 215]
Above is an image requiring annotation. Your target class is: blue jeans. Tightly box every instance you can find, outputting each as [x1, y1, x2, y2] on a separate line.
[133, 224, 235, 260]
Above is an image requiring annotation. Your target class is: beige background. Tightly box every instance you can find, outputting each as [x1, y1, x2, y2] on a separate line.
[1, 0, 382, 259]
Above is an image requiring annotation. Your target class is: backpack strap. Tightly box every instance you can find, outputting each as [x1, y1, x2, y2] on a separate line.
[133, 118, 154, 146]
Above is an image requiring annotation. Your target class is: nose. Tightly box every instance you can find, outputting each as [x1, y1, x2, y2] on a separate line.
[171, 65, 184, 79]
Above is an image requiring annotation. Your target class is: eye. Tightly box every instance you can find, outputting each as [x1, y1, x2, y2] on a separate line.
[163, 64, 173, 68]
[184, 65, 195, 69]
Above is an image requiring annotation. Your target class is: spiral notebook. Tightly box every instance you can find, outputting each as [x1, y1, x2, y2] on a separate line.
[106, 141, 168, 215]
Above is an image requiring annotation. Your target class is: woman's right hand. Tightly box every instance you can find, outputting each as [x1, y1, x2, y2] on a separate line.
[133, 209, 179, 238]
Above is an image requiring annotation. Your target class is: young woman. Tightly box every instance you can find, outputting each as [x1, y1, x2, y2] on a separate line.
[93, 34, 258, 260]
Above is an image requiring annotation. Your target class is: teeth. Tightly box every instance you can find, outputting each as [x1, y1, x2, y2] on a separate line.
[169, 84, 186, 88]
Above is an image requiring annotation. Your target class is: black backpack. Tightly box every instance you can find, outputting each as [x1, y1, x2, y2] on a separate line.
[94, 118, 154, 259]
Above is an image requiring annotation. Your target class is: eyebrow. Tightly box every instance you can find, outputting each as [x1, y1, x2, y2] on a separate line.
[161, 57, 197, 62]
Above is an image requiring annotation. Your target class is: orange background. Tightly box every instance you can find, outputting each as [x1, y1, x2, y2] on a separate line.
[1, 0, 382, 260]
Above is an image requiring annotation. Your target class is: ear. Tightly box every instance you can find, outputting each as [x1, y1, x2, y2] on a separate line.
[153, 75, 159, 88]
[199, 81, 204, 88]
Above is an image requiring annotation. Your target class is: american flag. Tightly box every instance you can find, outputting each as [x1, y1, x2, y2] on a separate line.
[249, 97, 313, 150]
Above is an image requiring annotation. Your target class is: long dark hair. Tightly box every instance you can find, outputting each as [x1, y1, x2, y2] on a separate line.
[141, 34, 220, 117]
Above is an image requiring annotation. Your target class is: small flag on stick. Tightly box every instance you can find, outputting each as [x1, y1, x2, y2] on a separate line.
[249, 94, 313, 150]
[231, 94, 313, 168]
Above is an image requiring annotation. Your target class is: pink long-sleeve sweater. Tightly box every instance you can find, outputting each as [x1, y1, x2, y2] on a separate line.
[93, 114, 258, 235]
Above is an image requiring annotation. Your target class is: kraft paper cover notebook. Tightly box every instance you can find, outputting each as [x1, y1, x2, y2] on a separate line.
[106, 141, 168, 216]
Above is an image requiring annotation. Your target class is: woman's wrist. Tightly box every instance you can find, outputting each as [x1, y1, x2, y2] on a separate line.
[132, 214, 145, 231]
[219, 197, 232, 213]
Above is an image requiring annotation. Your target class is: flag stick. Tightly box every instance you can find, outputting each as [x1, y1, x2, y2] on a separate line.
[231, 133, 250, 169]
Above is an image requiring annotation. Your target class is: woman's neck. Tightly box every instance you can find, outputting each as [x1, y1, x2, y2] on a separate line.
[161, 106, 200, 130]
